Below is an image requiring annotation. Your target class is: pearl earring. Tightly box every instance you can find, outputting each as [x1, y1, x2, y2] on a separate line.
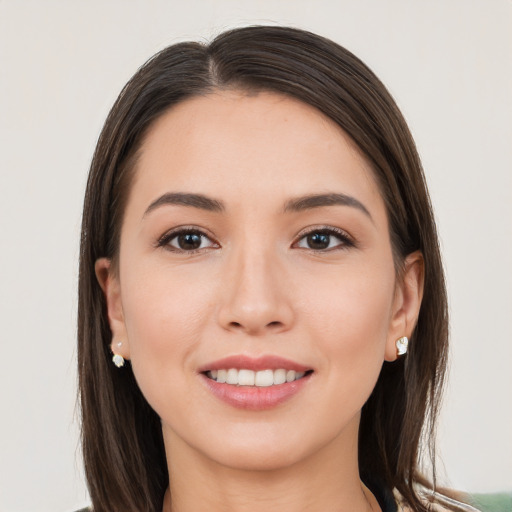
[396, 336, 409, 356]
[112, 341, 125, 368]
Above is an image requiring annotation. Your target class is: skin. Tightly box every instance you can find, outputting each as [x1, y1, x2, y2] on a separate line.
[96, 90, 423, 512]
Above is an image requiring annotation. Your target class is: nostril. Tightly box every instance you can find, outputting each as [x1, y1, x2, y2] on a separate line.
[225, 320, 286, 335]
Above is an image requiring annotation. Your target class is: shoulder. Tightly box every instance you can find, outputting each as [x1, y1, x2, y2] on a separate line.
[393, 488, 482, 512]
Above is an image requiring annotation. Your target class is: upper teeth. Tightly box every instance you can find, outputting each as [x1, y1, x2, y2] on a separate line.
[207, 369, 306, 387]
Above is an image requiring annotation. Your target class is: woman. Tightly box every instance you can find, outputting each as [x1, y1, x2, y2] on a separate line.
[78, 25, 475, 512]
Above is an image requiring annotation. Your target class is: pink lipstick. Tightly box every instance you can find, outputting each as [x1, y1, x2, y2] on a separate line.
[199, 355, 313, 410]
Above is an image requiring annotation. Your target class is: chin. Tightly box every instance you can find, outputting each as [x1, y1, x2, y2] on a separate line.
[194, 421, 346, 473]
[206, 441, 309, 472]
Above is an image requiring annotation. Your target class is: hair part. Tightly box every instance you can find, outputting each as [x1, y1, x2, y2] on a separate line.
[78, 25, 448, 511]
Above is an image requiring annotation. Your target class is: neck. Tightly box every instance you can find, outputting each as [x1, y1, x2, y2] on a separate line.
[161, 422, 381, 512]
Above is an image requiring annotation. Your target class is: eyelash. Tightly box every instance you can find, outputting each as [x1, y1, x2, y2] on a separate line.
[156, 227, 219, 254]
[156, 226, 355, 254]
[293, 226, 355, 252]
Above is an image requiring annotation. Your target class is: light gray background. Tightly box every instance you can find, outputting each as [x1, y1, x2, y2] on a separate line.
[0, 1, 511, 511]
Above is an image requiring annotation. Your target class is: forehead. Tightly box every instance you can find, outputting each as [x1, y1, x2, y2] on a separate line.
[130, 90, 383, 215]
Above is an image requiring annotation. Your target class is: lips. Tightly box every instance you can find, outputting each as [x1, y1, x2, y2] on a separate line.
[199, 355, 313, 410]
[199, 354, 310, 373]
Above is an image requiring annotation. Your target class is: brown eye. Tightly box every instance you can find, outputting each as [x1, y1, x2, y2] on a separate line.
[163, 230, 217, 252]
[175, 233, 202, 250]
[295, 228, 352, 251]
[306, 232, 331, 250]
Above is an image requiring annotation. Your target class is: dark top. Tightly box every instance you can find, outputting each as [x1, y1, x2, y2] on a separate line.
[75, 477, 398, 512]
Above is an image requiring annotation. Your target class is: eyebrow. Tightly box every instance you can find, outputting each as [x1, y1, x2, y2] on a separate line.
[143, 191, 372, 221]
[143, 192, 225, 217]
[283, 193, 372, 220]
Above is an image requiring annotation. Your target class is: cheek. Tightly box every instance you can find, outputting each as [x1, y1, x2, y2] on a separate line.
[305, 257, 394, 332]
[302, 260, 395, 391]
[119, 262, 215, 390]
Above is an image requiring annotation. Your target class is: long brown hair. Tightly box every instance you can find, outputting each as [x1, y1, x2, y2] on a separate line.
[78, 25, 448, 511]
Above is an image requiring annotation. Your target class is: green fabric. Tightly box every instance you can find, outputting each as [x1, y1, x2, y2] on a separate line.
[470, 492, 512, 512]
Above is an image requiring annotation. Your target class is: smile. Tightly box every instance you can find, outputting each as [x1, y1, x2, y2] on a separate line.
[200, 355, 314, 410]
[206, 368, 308, 387]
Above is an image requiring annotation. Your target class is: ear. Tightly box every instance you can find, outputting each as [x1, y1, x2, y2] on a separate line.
[384, 251, 424, 362]
[95, 257, 131, 360]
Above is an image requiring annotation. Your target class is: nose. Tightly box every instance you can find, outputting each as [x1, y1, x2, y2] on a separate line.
[217, 245, 294, 336]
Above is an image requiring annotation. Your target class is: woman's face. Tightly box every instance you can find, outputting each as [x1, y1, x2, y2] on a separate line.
[98, 90, 421, 472]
